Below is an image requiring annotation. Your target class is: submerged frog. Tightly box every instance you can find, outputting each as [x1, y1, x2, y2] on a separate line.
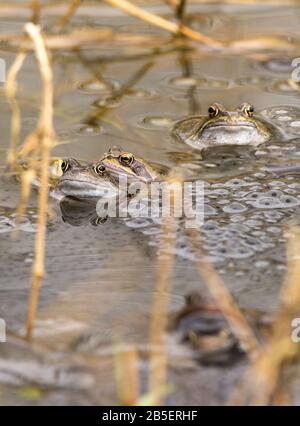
[173, 103, 274, 152]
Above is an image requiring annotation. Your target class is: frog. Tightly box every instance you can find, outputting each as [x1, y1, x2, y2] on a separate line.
[57, 158, 118, 199]
[172, 103, 274, 153]
[99, 146, 167, 184]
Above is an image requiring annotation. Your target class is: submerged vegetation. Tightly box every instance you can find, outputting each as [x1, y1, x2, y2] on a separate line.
[1, 0, 300, 406]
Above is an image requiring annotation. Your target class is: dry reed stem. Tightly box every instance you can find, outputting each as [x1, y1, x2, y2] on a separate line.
[30, 0, 40, 24]
[104, 0, 222, 48]
[5, 50, 27, 169]
[228, 36, 298, 52]
[57, 0, 81, 30]
[148, 174, 181, 404]
[228, 226, 300, 406]
[186, 228, 261, 362]
[23, 23, 56, 341]
[162, 0, 178, 8]
[0, 28, 113, 50]
[114, 344, 140, 405]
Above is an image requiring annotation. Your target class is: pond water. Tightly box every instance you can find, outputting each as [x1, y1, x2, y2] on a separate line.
[1, 2, 300, 405]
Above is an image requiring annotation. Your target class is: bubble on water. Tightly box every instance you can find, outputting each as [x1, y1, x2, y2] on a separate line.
[255, 150, 268, 157]
[77, 79, 119, 94]
[236, 76, 269, 87]
[277, 115, 293, 121]
[169, 76, 199, 88]
[196, 79, 229, 89]
[135, 114, 177, 130]
[217, 199, 230, 205]
[124, 218, 152, 228]
[92, 97, 121, 108]
[260, 106, 300, 128]
[142, 227, 161, 236]
[224, 178, 251, 188]
[227, 223, 250, 233]
[222, 202, 248, 214]
[213, 243, 254, 259]
[202, 220, 219, 231]
[74, 124, 102, 136]
[207, 189, 229, 198]
[269, 80, 296, 93]
[126, 88, 156, 98]
[244, 219, 263, 228]
[19, 223, 37, 233]
[279, 195, 300, 207]
[253, 172, 267, 179]
[290, 120, 300, 127]
[0, 217, 14, 233]
[265, 189, 283, 198]
[204, 204, 218, 216]
[255, 260, 270, 269]
[258, 57, 295, 74]
[249, 196, 280, 209]
[165, 74, 229, 90]
[269, 180, 286, 187]
[267, 226, 281, 234]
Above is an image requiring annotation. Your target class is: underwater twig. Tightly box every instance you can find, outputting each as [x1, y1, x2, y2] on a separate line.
[179, 51, 199, 115]
[23, 23, 56, 341]
[186, 228, 261, 362]
[84, 60, 154, 126]
[104, 0, 222, 48]
[176, 0, 187, 23]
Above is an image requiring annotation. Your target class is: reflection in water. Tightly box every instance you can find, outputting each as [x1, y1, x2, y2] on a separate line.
[2, 2, 300, 405]
[60, 197, 100, 227]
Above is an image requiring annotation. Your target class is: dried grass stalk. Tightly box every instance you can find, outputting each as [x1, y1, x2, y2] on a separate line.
[228, 226, 300, 405]
[56, 0, 81, 30]
[1, 28, 113, 50]
[104, 0, 222, 48]
[114, 344, 140, 405]
[5, 50, 27, 169]
[31, 0, 40, 24]
[148, 174, 182, 404]
[22, 23, 56, 341]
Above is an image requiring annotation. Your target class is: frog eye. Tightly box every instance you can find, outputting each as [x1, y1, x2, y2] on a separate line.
[61, 160, 69, 173]
[208, 105, 219, 117]
[95, 216, 107, 225]
[93, 163, 106, 175]
[119, 153, 134, 166]
[243, 104, 254, 117]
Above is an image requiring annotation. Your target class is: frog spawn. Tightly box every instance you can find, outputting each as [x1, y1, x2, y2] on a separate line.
[123, 173, 300, 265]
[0, 208, 37, 234]
[260, 105, 300, 139]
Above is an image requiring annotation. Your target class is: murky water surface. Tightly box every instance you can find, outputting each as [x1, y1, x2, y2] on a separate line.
[1, 3, 300, 405]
